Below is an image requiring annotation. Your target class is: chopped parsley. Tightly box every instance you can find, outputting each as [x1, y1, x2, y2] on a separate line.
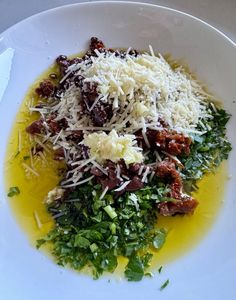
[181, 106, 232, 192]
[160, 279, 169, 290]
[14, 151, 20, 158]
[37, 180, 168, 280]
[23, 155, 30, 161]
[7, 186, 20, 197]
[36, 105, 231, 280]
[152, 229, 166, 250]
[125, 254, 152, 281]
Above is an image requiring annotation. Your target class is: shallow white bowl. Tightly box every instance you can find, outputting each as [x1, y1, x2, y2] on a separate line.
[0, 2, 235, 300]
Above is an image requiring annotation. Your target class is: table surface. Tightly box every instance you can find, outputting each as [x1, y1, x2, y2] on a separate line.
[0, 0, 236, 42]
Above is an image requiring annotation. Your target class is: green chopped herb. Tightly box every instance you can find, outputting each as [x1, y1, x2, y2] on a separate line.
[103, 205, 117, 219]
[14, 151, 20, 158]
[38, 183, 163, 280]
[35, 103, 231, 281]
[74, 235, 91, 248]
[110, 223, 116, 234]
[145, 272, 154, 277]
[182, 106, 232, 191]
[7, 186, 20, 197]
[124, 255, 145, 281]
[36, 239, 46, 249]
[23, 155, 30, 161]
[160, 279, 169, 290]
[153, 229, 167, 250]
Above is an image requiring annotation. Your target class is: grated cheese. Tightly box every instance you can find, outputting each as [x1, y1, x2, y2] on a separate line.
[61, 175, 94, 188]
[47, 50, 210, 141]
[149, 171, 156, 181]
[115, 164, 122, 181]
[138, 165, 145, 176]
[114, 180, 131, 192]
[38, 151, 47, 163]
[70, 157, 95, 167]
[29, 149, 34, 168]
[29, 46, 215, 193]
[141, 167, 150, 182]
[99, 186, 109, 200]
[52, 211, 66, 219]
[142, 130, 151, 148]
[129, 193, 140, 211]
[66, 51, 209, 133]
[33, 211, 42, 229]
[34, 137, 50, 153]
[161, 151, 183, 168]
[122, 175, 130, 181]
[18, 130, 22, 153]
[22, 162, 39, 176]
[210, 102, 217, 113]
[91, 160, 108, 176]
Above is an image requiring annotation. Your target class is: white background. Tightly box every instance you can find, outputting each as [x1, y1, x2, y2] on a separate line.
[0, 0, 236, 42]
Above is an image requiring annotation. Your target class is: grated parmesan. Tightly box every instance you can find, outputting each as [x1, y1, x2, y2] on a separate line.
[22, 162, 39, 177]
[61, 175, 94, 188]
[29, 46, 214, 192]
[114, 180, 131, 192]
[141, 167, 150, 183]
[99, 186, 109, 200]
[44, 50, 210, 142]
[33, 211, 42, 229]
[63, 51, 209, 133]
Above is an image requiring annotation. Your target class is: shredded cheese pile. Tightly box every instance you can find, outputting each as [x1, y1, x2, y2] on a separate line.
[55, 49, 211, 135]
[31, 47, 214, 189]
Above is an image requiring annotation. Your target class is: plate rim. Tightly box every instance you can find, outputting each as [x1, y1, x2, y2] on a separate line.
[0, 1, 235, 49]
[0, 2, 236, 299]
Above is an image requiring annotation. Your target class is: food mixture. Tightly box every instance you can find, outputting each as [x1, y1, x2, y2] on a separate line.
[7, 37, 232, 281]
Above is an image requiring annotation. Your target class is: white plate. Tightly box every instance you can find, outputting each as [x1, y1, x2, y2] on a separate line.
[0, 2, 236, 299]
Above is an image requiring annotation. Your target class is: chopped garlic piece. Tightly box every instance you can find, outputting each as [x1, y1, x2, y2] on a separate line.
[45, 187, 65, 204]
[83, 129, 143, 165]
[133, 102, 150, 117]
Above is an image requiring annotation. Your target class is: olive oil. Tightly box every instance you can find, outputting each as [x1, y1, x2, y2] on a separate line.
[5, 65, 62, 243]
[5, 61, 228, 275]
[153, 162, 227, 265]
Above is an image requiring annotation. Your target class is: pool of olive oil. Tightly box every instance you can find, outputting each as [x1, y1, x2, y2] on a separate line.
[4, 61, 228, 276]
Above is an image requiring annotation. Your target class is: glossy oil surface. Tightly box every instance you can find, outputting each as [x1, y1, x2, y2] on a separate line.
[5, 62, 228, 272]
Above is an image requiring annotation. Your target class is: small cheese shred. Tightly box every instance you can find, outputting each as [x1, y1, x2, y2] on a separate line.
[33, 211, 42, 229]
[99, 186, 109, 200]
[114, 181, 131, 192]
[129, 193, 140, 211]
[141, 167, 150, 183]
[61, 175, 94, 188]
[22, 162, 39, 177]
[18, 130, 22, 152]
